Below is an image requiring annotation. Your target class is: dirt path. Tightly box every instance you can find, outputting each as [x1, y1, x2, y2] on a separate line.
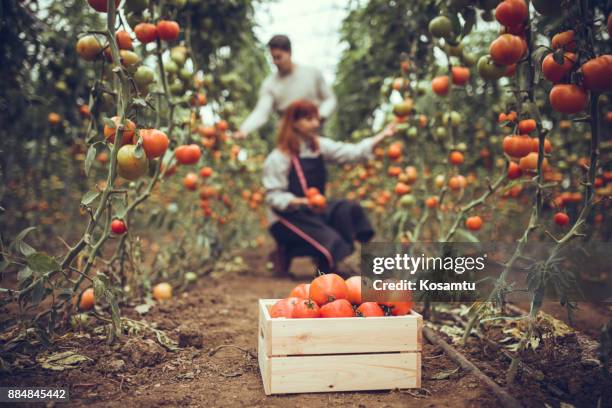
[3, 249, 609, 407]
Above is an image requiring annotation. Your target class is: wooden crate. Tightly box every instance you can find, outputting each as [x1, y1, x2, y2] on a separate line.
[258, 299, 422, 395]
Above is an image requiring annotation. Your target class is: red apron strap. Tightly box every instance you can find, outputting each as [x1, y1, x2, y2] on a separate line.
[276, 216, 335, 268]
[291, 155, 309, 195]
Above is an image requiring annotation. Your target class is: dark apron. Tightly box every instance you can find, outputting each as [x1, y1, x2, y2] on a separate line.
[269, 154, 374, 272]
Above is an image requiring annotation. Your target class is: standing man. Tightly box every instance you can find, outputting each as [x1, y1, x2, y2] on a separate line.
[232, 35, 337, 139]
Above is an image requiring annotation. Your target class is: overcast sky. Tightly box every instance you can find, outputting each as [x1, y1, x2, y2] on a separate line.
[253, 0, 351, 85]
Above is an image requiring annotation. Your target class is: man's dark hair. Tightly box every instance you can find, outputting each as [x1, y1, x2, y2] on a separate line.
[267, 35, 291, 52]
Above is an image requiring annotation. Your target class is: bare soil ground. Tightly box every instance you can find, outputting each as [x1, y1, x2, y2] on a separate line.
[2, 249, 611, 408]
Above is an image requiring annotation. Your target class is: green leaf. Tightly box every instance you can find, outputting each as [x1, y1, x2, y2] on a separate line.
[114, 199, 128, 219]
[9, 227, 36, 252]
[30, 279, 45, 305]
[37, 350, 92, 371]
[154, 327, 179, 351]
[106, 290, 122, 336]
[102, 117, 116, 128]
[93, 274, 107, 301]
[134, 143, 145, 159]
[552, 49, 565, 65]
[452, 229, 480, 243]
[430, 366, 460, 380]
[17, 267, 33, 283]
[134, 303, 152, 315]
[18, 240, 35, 256]
[84, 144, 97, 177]
[26, 252, 60, 273]
[81, 190, 100, 206]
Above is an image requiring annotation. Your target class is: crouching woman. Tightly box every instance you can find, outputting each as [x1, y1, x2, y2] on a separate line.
[263, 99, 396, 275]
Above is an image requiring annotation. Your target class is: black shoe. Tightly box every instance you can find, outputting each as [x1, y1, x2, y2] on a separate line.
[268, 247, 290, 277]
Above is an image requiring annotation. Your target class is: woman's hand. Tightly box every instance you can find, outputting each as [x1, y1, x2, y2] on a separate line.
[378, 122, 397, 139]
[371, 123, 398, 148]
[289, 197, 310, 208]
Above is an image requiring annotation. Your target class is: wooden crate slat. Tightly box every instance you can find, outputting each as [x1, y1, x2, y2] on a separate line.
[259, 299, 422, 356]
[258, 299, 422, 395]
[257, 323, 271, 395]
[267, 352, 420, 394]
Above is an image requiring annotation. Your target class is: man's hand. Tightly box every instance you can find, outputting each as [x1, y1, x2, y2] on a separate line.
[231, 130, 247, 140]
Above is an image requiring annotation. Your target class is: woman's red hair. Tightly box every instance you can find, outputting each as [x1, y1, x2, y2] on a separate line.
[277, 99, 319, 156]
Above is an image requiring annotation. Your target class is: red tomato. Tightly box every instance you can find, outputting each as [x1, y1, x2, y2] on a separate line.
[431, 75, 450, 96]
[199, 166, 213, 178]
[345, 276, 362, 304]
[489, 34, 526, 66]
[380, 300, 413, 316]
[451, 66, 470, 86]
[320, 299, 355, 318]
[541, 52, 576, 83]
[503, 135, 533, 158]
[292, 299, 321, 318]
[448, 151, 464, 166]
[394, 182, 411, 196]
[356, 302, 384, 317]
[140, 129, 169, 158]
[175, 144, 201, 165]
[306, 187, 320, 198]
[134, 23, 158, 44]
[466, 216, 483, 231]
[157, 20, 180, 41]
[183, 172, 198, 191]
[289, 283, 310, 299]
[104, 116, 135, 145]
[308, 193, 327, 208]
[517, 119, 537, 134]
[519, 152, 549, 172]
[425, 196, 439, 209]
[116, 31, 133, 50]
[507, 161, 523, 180]
[270, 297, 299, 318]
[580, 55, 612, 92]
[549, 84, 588, 114]
[217, 120, 229, 131]
[552, 30, 576, 52]
[531, 138, 552, 154]
[554, 212, 570, 226]
[78, 288, 95, 310]
[387, 142, 403, 159]
[495, 0, 528, 27]
[111, 219, 127, 234]
[309, 273, 348, 306]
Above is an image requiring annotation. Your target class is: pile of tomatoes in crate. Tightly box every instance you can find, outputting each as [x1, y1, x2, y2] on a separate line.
[271, 274, 413, 318]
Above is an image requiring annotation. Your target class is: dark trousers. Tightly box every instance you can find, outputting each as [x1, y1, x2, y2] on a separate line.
[269, 199, 374, 273]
